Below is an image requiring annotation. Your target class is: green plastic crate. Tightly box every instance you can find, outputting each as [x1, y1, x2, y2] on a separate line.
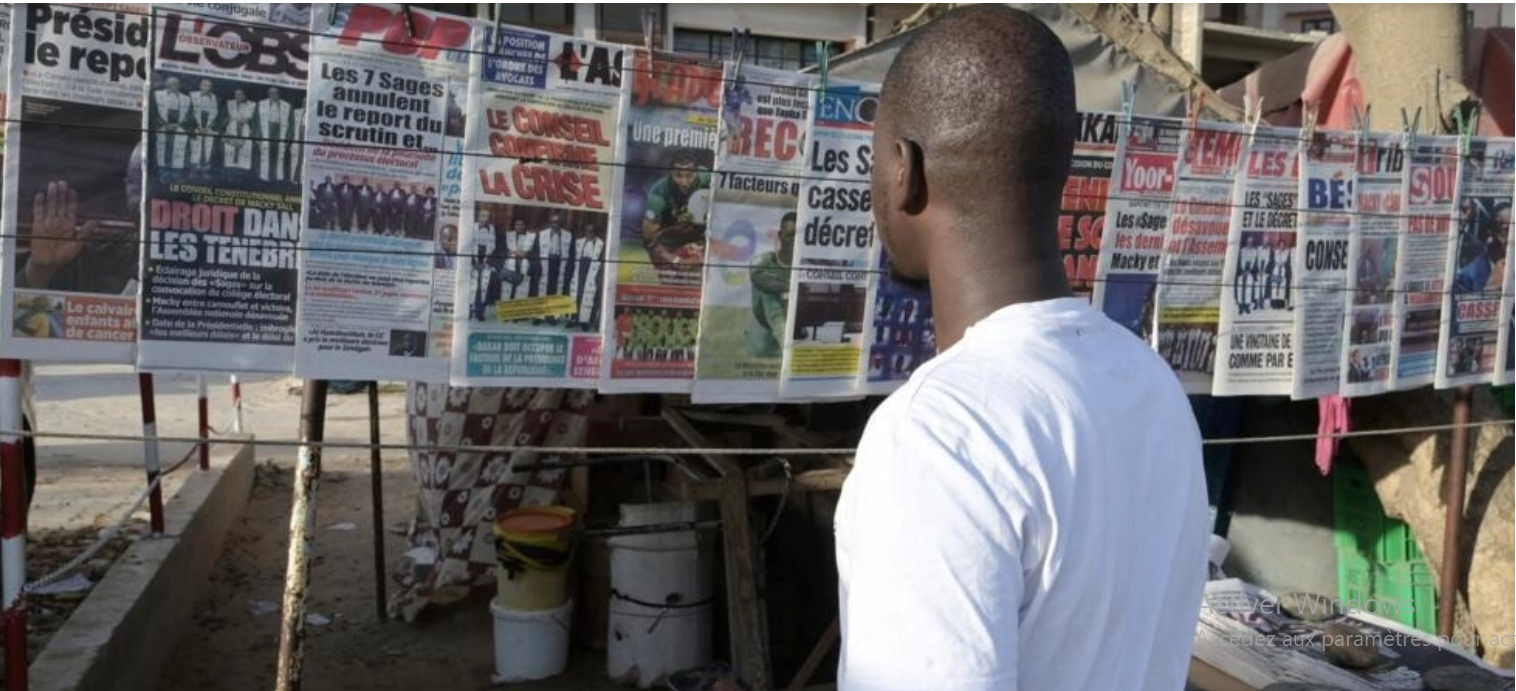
[1332, 460, 1439, 634]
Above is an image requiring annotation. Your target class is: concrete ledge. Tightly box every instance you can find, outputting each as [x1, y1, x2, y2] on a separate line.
[29, 436, 256, 691]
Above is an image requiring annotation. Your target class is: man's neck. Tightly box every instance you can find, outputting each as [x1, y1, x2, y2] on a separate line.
[926, 244, 1071, 351]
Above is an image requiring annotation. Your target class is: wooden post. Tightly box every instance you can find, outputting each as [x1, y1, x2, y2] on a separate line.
[276, 380, 328, 691]
[662, 408, 770, 690]
[1437, 386, 1472, 638]
[368, 382, 387, 622]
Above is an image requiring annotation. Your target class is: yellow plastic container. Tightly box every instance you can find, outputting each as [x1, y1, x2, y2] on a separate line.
[493, 506, 577, 611]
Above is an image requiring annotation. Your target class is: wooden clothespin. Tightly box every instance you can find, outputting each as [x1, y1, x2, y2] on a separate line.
[1401, 106, 1423, 150]
[327, 3, 340, 26]
[1245, 95, 1264, 148]
[401, 4, 416, 38]
[816, 41, 831, 93]
[1184, 86, 1204, 130]
[1302, 100, 1319, 145]
[1120, 79, 1135, 126]
[1351, 104, 1371, 134]
[641, 8, 657, 53]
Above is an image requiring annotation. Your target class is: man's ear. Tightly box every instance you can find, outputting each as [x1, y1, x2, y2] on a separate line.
[895, 138, 927, 215]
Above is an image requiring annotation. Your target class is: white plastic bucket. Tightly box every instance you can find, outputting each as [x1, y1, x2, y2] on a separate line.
[491, 597, 573, 683]
[607, 502, 716, 688]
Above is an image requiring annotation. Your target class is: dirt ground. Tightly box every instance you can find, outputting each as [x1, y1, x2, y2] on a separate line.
[158, 450, 630, 691]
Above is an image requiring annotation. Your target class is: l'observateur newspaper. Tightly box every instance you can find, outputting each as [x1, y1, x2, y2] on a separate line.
[137, 3, 311, 372]
[449, 25, 620, 388]
[2, 4, 148, 363]
[598, 49, 721, 394]
[779, 80, 877, 400]
[294, 4, 473, 382]
[1434, 137, 1513, 388]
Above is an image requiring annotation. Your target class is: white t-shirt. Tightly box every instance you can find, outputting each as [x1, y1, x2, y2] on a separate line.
[835, 297, 1209, 691]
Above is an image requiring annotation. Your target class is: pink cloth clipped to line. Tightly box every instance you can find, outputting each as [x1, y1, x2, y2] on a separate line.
[1316, 395, 1351, 475]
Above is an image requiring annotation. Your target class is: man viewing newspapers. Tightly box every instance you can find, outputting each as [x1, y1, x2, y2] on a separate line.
[834, 6, 1209, 690]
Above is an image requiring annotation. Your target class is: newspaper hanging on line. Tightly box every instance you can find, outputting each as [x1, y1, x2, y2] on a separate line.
[1092, 114, 1183, 341]
[0, 4, 149, 363]
[1435, 137, 1514, 388]
[1193, 578, 1515, 691]
[292, 5, 473, 382]
[136, 4, 312, 373]
[598, 49, 721, 393]
[1389, 134, 1462, 389]
[1340, 132, 1406, 397]
[1498, 188, 1516, 385]
[1213, 126, 1303, 397]
[1290, 131, 1357, 399]
[1063, 111, 1116, 300]
[449, 26, 621, 388]
[860, 246, 933, 395]
[690, 63, 813, 403]
[778, 80, 877, 400]
[1154, 121, 1248, 394]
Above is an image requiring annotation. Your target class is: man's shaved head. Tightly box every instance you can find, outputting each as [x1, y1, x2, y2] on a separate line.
[872, 5, 1076, 283]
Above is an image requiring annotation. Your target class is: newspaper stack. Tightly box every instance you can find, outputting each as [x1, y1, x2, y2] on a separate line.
[1193, 579, 1515, 690]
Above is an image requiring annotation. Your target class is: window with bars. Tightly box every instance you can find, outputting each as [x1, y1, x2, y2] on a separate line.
[493, 4, 575, 35]
[1300, 16, 1337, 33]
[672, 29, 841, 72]
[599, 4, 666, 49]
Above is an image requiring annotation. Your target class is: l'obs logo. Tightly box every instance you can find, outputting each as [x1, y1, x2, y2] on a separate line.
[158, 14, 309, 80]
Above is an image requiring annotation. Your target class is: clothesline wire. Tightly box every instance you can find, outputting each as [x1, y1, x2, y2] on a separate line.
[10, 114, 1512, 211]
[1, 419, 1510, 454]
[4, 228, 1510, 303]
[107, 3, 1502, 162]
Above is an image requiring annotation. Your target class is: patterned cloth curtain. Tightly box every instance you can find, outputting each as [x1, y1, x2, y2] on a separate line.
[390, 384, 593, 622]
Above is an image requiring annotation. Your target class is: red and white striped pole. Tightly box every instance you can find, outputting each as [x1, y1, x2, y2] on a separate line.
[2, 359, 29, 690]
[197, 375, 209, 471]
[138, 374, 165, 535]
[230, 375, 243, 434]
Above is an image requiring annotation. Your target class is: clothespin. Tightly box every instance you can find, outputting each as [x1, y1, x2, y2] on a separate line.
[816, 41, 830, 93]
[327, 3, 339, 26]
[729, 28, 745, 74]
[492, 3, 503, 47]
[401, 4, 415, 38]
[1245, 95, 1264, 148]
[1401, 106, 1423, 150]
[1184, 87, 1205, 131]
[1120, 79, 1135, 127]
[1302, 100, 1319, 145]
[641, 8, 657, 53]
[1352, 104, 1371, 134]
[1454, 106, 1474, 156]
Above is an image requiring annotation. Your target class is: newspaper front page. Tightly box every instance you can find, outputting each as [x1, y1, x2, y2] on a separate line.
[1341, 132, 1406, 397]
[690, 63, 813, 403]
[1063, 111, 1116, 300]
[1390, 135, 1462, 389]
[1498, 195, 1516, 385]
[598, 49, 721, 393]
[1213, 127, 1302, 397]
[292, 4, 473, 382]
[859, 246, 933, 395]
[449, 26, 621, 388]
[1194, 579, 1515, 691]
[778, 80, 877, 400]
[137, 4, 311, 372]
[1093, 114, 1183, 341]
[1291, 131, 1357, 399]
[1155, 122, 1248, 393]
[1435, 137, 1514, 388]
[1, 4, 149, 363]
